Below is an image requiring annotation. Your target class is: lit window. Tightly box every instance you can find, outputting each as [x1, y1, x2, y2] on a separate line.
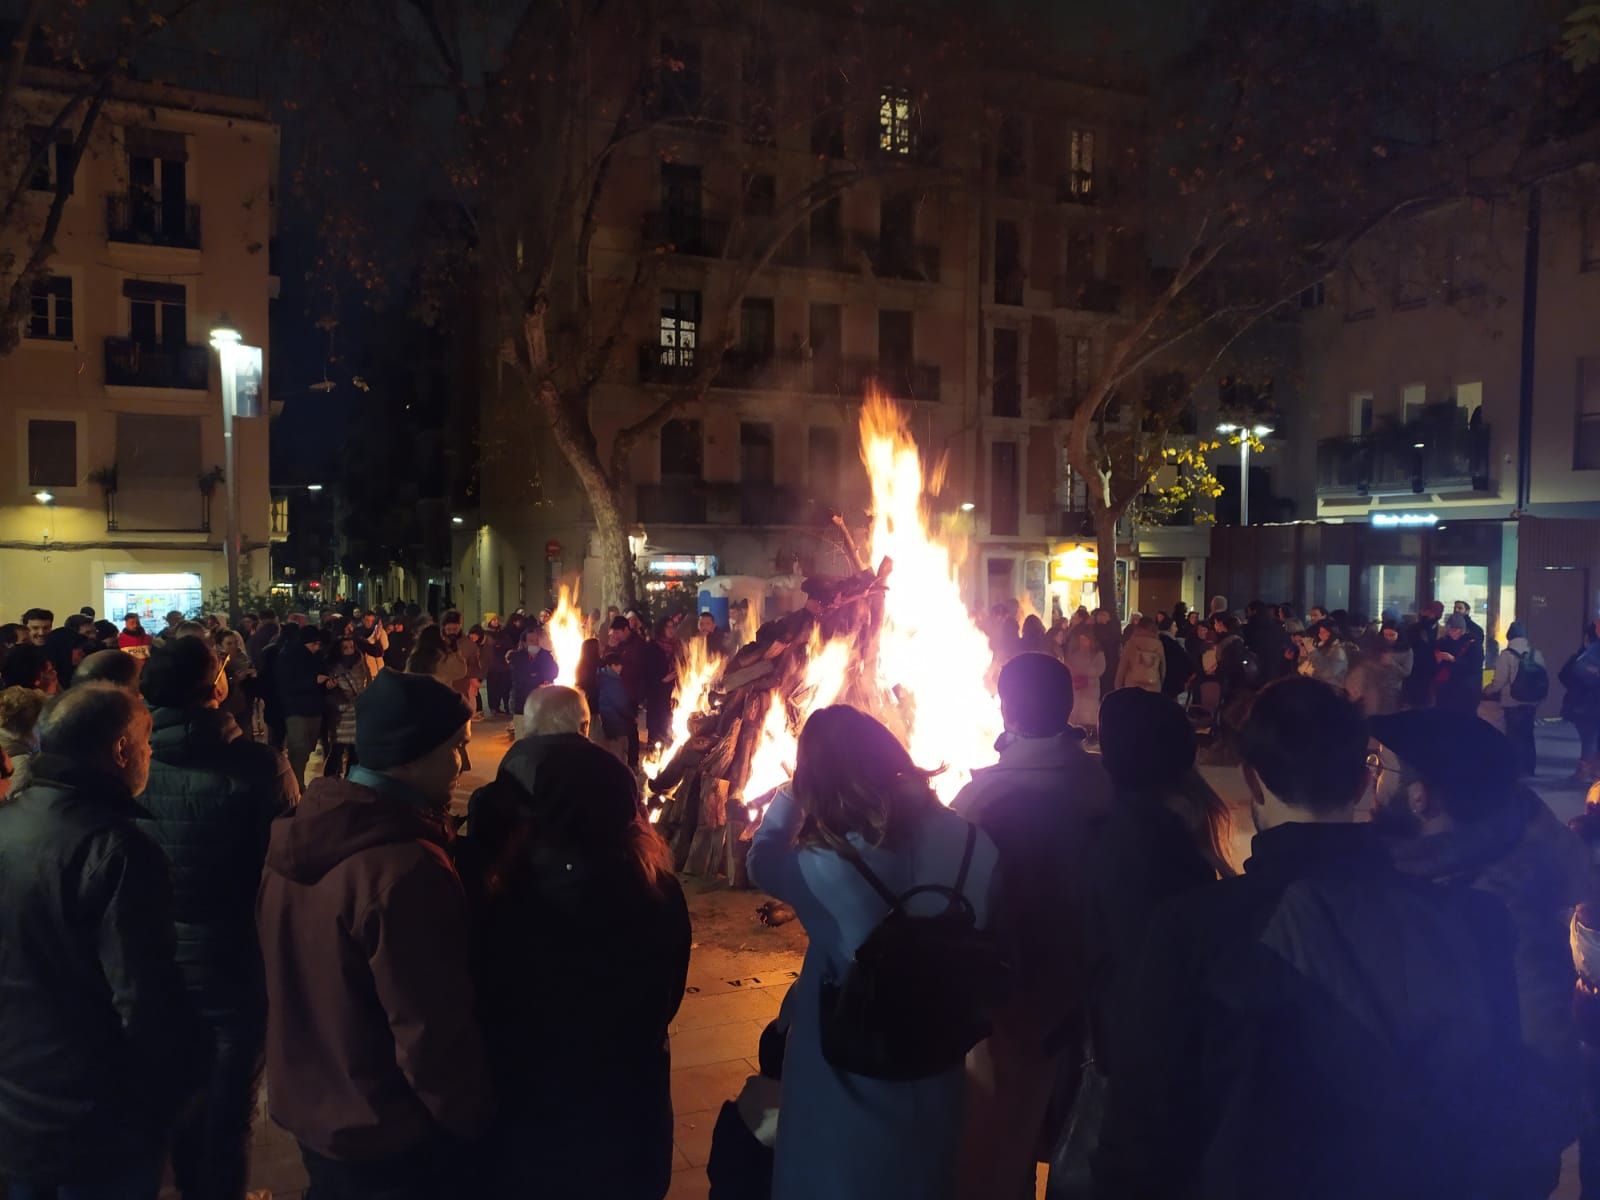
[878, 87, 916, 156]
[1067, 129, 1095, 198]
[659, 290, 700, 368]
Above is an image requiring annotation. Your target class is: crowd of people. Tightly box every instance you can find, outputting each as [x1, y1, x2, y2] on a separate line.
[2, 590, 1600, 1200]
[990, 596, 1600, 787]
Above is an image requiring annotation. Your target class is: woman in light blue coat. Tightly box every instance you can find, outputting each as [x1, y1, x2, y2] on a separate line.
[748, 705, 1002, 1200]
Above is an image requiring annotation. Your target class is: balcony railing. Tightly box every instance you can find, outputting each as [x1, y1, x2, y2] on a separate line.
[1316, 420, 1491, 497]
[104, 337, 209, 389]
[106, 193, 201, 249]
[857, 235, 941, 283]
[1056, 175, 1098, 206]
[843, 358, 940, 404]
[1055, 277, 1121, 313]
[640, 211, 731, 257]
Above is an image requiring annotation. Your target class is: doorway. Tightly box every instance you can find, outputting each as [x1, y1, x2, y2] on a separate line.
[1522, 567, 1589, 712]
[1138, 558, 1185, 619]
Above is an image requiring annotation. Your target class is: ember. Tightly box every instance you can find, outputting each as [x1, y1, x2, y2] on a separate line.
[648, 390, 1004, 883]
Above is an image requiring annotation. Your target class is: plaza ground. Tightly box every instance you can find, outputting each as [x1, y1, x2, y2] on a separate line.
[215, 716, 1591, 1198]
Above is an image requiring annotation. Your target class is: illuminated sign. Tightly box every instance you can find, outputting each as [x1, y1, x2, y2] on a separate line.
[1370, 511, 1438, 528]
[1050, 545, 1099, 582]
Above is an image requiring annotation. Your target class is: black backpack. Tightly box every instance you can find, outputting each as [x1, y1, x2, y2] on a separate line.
[1509, 651, 1549, 704]
[818, 824, 1011, 1080]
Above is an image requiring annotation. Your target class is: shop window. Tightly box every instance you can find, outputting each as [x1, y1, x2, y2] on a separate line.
[104, 572, 203, 624]
[1434, 565, 1489, 622]
[1366, 563, 1419, 619]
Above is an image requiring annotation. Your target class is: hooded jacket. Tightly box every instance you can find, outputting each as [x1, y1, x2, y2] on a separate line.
[136, 707, 297, 1022]
[256, 772, 491, 1160]
[0, 755, 208, 1181]
[1114, 630, 1166, 693]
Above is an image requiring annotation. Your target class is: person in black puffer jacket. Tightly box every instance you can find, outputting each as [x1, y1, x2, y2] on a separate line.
[137, 636, 299, 1200]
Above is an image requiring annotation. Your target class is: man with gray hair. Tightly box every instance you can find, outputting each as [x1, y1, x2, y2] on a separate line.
[521, 684, 590, 740]
[0, 684, 206, 1199]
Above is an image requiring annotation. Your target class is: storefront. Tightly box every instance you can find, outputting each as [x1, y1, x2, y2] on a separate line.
[104, 571, 205, 622]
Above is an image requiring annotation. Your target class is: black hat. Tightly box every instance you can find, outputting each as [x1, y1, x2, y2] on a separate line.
[355, 669, 471, 770]
[1100, 688, 1195, 790]
[1368, 709, 1516, 820]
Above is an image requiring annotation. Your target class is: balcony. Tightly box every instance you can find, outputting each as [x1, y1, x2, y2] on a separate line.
[1045, 507, 1097, 538]
[1056, 175, 1098, 206]
[106, 193, 201, 249]
[104, 337, 209, 390]
[1055, 277, 1121, 313]
[857, 235, 941, 283]
[640, 211, 730, 257]
[843, 358, 940, 404]
[776, 232, 858, 274]
[1316, 420, 1491, 497]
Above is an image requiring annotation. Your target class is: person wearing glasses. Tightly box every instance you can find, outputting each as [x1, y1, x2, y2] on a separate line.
[134, 635, 300, 1200]
[1369, 708, 1589, 1197]
[1094, 677, 1544, 1200]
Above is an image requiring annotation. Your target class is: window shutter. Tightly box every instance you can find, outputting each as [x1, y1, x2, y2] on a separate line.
[1026, 425, 1057, 514]
[1031, 214, 1058, 292]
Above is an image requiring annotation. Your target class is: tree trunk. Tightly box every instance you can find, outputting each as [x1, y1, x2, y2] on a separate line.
[1094, 504, 1119, 621]
[590, 484, 636, 611]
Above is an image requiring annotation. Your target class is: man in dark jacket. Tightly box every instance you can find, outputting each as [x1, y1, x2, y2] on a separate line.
[257, 668, 490, 1199]
[0, 685, 208, 1199]
[1433, 613, 1486, 714]
[1371, 708, 1589, 1196]
[953, 653, 1112, 1198]
[276, 624, 331, 786]
[1093, 676, 1541, 1200]
[1242, 600, 1291, 682]
[1402, 600, 1445, 708]
[136, 637, 299, 1200]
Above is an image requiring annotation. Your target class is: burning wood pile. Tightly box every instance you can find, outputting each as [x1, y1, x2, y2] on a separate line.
[644, 393, 1005, 887]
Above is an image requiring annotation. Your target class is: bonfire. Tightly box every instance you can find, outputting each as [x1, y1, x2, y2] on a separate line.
[645, 391, 1004, 885]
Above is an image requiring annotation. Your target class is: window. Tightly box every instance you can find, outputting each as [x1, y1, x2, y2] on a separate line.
[1057, 449, 1087, 511]
[878, 86, 916, 156]
[738, 298, 775, 360]
[1065, 129, 1095, 200]
[27, 418, 77, 488]
[741, 422, 775, 486]
[660, 163, 702, 247]
[1066, 336, 1093, 401]
[743, 173, 775, 218]
[1456, 381, 1483, 425]
[1578, 356, 1600, 470]
[125, 129, 190, 244]
[995, 220, 1023, 305]
[26, 126, 75, 193]
[104, 572, 202, 624]
[743, 51, 776, 145]
[660, 419, 703, 479]
[28, 276, 73, 342]
[990, 441, 1020, 535]
[118, 413, 200, 483]
[879, 309, 913, 369]
[997, 114, 1027, 180]
[124, 279, 186, 346]
[809, 303, 841, 390]
[809, 196, 842, 261]
[992, 328, 1020, 417]
[659, 289, 700, 367]
[809, 427, 841, 495]
[1402, 383, 1427, 425]
[812, 72, 845, 158]
[658, 37, 702, 118]
[1064, 230, 1096, 285]
[1350, 391, 1374, 436]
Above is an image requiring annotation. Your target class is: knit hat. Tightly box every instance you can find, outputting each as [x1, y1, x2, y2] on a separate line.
[355, 669, 471, 769]
[1445, 613, 1467, 630]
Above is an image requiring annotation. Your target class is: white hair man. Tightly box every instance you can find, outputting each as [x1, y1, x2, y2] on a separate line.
[521, 685, 590, 740]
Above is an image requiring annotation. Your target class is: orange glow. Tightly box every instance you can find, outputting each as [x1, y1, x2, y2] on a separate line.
[548, 583, 587, 687]
[643, 633, 724, 779]
[743, 634, 854, 802]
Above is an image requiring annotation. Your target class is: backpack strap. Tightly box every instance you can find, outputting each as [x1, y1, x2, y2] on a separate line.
[826, 832, 902, 911]
[953, 821, 978, 895]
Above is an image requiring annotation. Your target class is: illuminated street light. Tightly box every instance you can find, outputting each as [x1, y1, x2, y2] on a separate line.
[959, 501, 976, 512]
[452, 516, 465, 525]
[1218, 422, 1274, 527]
[306, 483, 324, 492]
[33, 490, 53, 505]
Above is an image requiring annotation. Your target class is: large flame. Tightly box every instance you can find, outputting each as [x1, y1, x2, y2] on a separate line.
[643, 633, 724, 778]
[742, 633, 854, 804]
[548, 583, 587, 687]
[859, 393, 1002, 799]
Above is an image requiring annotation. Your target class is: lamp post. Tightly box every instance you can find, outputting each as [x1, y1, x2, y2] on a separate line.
[1216, 422, 1274, 527]
[209, 319, 242, 627]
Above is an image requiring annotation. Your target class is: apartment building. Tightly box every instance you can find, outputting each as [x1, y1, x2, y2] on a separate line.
[461, 10, 1157, 620]
[1211, 167, 1600, 659]
[0, 64, 279, 622]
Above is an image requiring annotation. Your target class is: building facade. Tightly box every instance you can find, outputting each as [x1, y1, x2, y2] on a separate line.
[1211, 167, 1600, 656]
[460, 11, 1166, 621]
[1, 68, 279, 622]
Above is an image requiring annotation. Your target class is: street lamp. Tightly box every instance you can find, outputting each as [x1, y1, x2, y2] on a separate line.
[33, 491, 53, 505]
[1216, 422, 1274, 527]
[209, 318, 243, 627]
